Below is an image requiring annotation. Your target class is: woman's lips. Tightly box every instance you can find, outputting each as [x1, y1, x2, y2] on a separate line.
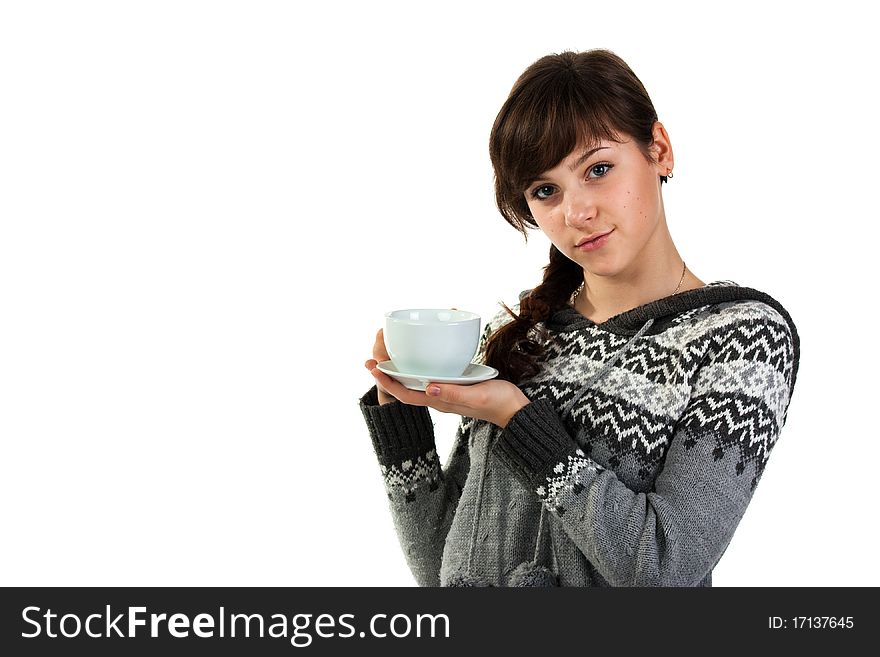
[576, 230, 612, 252]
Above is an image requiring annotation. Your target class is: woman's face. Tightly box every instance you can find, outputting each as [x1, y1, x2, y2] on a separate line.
[523, 123, 673, 279]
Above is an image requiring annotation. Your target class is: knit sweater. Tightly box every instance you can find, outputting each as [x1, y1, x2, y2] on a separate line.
[359, 281, 800, 587]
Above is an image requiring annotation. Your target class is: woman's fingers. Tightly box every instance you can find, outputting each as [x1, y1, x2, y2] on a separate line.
[372, 328, 390, 362]
[369, 366, 402, 393]
[370, 367, 425, 405]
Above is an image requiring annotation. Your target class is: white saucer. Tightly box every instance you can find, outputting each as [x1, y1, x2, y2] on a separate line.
[376, 361, 499, 391]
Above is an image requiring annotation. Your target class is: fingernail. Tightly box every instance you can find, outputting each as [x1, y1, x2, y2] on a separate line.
[427, 385, 441, 396]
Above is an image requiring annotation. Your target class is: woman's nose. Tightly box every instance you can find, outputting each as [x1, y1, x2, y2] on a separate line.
[563, 190, 596, 227]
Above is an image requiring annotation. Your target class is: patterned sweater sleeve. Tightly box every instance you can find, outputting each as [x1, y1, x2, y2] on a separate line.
[358, 315, 505, 586]
[359, 386, 472, 586]
[492, 305, 798, 586]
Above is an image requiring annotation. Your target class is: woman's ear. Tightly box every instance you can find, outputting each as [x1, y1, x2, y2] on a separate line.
[651, 121, 674, 173]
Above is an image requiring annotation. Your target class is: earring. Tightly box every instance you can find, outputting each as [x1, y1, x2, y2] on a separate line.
[667, 170, 674, 179]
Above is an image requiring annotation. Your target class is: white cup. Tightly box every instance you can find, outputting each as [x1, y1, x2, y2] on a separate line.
[384, 309, 481, 377]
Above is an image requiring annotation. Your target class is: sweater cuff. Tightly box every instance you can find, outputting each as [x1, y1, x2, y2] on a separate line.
[494, 398, 604, 502]
[358, 385, 437, 466]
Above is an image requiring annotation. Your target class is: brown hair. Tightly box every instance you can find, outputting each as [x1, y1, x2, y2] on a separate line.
[484, 49, 665, 384]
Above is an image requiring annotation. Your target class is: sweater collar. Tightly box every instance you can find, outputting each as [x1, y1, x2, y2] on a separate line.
[545, 280, 764, 333]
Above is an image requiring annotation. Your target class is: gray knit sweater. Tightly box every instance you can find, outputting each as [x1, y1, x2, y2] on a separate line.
[359, 281, 800, 586]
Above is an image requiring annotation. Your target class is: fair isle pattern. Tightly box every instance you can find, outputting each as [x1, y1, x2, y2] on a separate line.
[535, 448, 605, 514]
[458, 415, 478, 447]
[484, 293, 795, 492]
[675, 312, 795, 490]
[668, 304, 712, 325]
[380, 449, 441, 503]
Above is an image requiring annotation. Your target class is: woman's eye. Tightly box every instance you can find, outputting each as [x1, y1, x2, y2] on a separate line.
[531, 184, 555, 200]
[588, 163, 613, 178]
[529, 165, 612, 200]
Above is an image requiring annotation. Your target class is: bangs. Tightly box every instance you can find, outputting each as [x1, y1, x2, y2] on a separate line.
[496, 75, 624, 195]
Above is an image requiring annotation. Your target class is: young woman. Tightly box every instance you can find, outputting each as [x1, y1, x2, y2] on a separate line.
[359, 49, 800, 586]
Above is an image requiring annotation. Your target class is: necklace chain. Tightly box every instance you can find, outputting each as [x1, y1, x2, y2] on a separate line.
[672, 260, 688, 294]
[571, 261, 688, 307]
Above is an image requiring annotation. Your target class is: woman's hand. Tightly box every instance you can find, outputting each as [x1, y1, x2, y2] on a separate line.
[365, 329, 396, 405]
[364, 348, 531, 428]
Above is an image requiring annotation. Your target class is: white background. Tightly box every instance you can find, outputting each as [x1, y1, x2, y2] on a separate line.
[1, 0, 877, 586]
